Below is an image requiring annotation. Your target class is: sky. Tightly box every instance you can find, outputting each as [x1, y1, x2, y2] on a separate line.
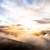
[0, 0, 50, 29]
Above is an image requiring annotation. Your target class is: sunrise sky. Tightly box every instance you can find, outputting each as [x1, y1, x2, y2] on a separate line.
[0, 0, 50, 30]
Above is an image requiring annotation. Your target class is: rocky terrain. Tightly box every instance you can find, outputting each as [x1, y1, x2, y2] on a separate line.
[0, 25, 50, 50]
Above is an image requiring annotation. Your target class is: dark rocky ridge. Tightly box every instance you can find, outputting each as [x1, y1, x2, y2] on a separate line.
[0, 36, 50, 50]
[0, 37, 46, 50]
[0, 37, 33, 50]
[0, 37, 50, 50]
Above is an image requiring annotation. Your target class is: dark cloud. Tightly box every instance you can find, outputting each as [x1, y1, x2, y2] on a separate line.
[34, 18, 50, 24]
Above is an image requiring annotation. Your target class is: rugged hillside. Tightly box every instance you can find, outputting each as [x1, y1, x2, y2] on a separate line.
[0, 25, 50, 50]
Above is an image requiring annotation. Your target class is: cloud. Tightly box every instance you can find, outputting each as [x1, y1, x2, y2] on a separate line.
[0, 0, 50, 27]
